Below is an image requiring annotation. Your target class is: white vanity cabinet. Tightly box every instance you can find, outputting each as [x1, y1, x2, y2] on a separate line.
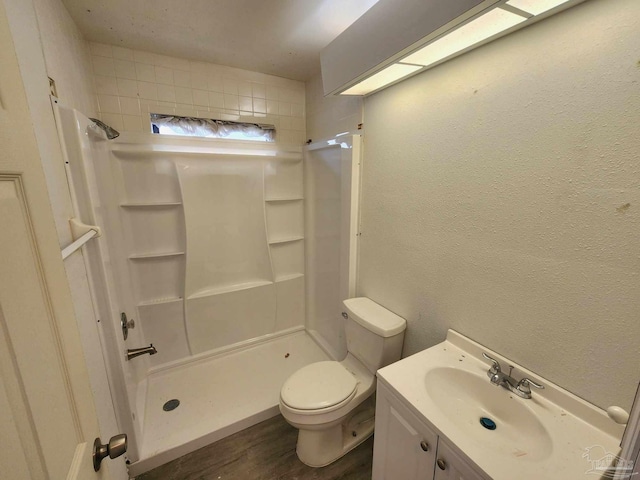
[373, 381, 487, 480]
[433, 440, 486, 480]
[372, 331, 625, 480]
[372, 381, 438, 479]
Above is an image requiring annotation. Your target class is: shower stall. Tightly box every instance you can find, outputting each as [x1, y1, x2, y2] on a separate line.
[54, 101, 361, 475]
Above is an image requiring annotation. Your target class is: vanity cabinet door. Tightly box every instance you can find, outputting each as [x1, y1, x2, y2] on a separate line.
[433, 439, 486, 480]
[373, 382, 438, 480]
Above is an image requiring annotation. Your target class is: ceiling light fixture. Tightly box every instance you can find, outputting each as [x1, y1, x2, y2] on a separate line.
[341, 6, 526, 96]
[341, 64, 423, 95]
[324, 0, 586, 97]
[506, 0, 572, 16]
[401, 8, 526, 68]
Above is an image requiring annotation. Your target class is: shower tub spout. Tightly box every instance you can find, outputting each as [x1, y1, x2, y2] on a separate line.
[126, 344, 157, 361]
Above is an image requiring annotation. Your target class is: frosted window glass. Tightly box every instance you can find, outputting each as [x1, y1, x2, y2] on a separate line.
[150, 114, 274, 142]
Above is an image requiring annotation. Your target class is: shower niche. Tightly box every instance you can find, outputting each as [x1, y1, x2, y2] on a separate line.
[109, 142, 306, 366]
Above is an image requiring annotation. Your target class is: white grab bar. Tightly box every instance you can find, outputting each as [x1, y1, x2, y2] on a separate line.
[61, 218, 101, 260]
[61, 229, 98, 259]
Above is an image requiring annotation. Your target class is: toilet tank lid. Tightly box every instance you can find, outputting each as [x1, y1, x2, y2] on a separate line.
[343, 297, 406, 337]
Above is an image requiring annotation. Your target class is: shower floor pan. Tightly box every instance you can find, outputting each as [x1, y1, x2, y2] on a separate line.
[129, 330, 331, 476]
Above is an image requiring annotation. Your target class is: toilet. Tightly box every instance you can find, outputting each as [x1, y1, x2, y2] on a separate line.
[279, 297, 406, 467]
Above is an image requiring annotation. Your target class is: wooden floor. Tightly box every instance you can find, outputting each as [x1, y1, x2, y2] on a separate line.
[135, 415, 374, 480]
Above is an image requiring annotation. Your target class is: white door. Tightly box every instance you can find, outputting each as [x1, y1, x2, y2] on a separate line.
[0, 2, 112, 479]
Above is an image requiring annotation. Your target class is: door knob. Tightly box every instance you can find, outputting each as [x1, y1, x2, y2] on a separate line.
[93, 433, 127, 471]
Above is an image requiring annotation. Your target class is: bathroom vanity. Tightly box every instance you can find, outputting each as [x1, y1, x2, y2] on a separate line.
[374, 381, 486, 479]
[372, 330, 625, 480]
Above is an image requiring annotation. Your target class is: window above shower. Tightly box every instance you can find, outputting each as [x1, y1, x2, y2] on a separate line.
[150, 113, 275, 142]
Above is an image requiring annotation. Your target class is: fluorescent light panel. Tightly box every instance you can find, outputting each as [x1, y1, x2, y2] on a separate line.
[341, 63, 422, 95]
[337, 2, 569, 96]
[402, 8, 526, 68]
[507, 0, 571, 15]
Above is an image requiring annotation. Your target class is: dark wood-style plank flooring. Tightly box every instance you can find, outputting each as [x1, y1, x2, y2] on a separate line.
[135, 414, 373, 480]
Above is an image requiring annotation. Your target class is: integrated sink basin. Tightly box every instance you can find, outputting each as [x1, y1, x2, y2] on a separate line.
[376, 330, 625, 480]
[425, 367, 552, 461]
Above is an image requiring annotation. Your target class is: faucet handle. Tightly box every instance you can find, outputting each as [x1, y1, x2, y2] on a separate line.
[482, 353, 502, 374]
[516, 378, 544, 396]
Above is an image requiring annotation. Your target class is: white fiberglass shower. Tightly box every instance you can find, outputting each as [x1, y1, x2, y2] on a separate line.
[54, 101, 361, 475]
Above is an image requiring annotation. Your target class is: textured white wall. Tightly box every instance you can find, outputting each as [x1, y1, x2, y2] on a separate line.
[358, 0, 640, 411]
[306, 72, 362, 142]
[33, 0, 96, 116]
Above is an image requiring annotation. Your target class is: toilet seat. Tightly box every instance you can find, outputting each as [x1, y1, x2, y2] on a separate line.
[280, 361, 357, 412]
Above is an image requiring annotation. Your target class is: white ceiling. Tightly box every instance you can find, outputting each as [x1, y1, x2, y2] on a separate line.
[61, 0, 379, 81]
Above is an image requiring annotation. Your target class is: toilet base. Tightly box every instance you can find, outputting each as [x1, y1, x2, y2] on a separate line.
[295, 396, 376, 467]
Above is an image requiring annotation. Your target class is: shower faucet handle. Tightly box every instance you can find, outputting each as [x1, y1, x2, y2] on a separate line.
[121, 312, 135, 341]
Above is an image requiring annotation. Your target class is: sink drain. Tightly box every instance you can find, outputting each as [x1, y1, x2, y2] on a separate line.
[163, 399, 180, 412]
[480, 417, 496, 430]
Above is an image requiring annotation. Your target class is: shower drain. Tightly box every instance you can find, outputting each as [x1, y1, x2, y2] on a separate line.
[163, 399, 180, 412]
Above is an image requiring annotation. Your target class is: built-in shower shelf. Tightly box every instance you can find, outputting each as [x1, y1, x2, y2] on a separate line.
[129, 251, 185, 260]
[138, 297, 183, 307]
[120, 202, 182, 208]
[275, 273, 304, 283]
[112, 148, 302, 162]
[265, 197, 304, 202]
[268, 236, 304, 245]
[187, 280, 274, 299]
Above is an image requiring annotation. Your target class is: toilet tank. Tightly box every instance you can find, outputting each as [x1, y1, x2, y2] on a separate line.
[343, 297, 407, 374]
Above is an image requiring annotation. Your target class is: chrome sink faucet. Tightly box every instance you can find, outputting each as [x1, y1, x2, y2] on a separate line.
[482, 353, 544, 399]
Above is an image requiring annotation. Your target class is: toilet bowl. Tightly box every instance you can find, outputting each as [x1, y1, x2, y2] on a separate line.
[279, 297, 406, 467]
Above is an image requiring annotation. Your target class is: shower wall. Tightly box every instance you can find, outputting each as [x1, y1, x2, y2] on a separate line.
[53, 103, 146, 461]
[88, 41, 305, 144]
[98, 135, 305, 368]
[304, 138, 361, 359]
